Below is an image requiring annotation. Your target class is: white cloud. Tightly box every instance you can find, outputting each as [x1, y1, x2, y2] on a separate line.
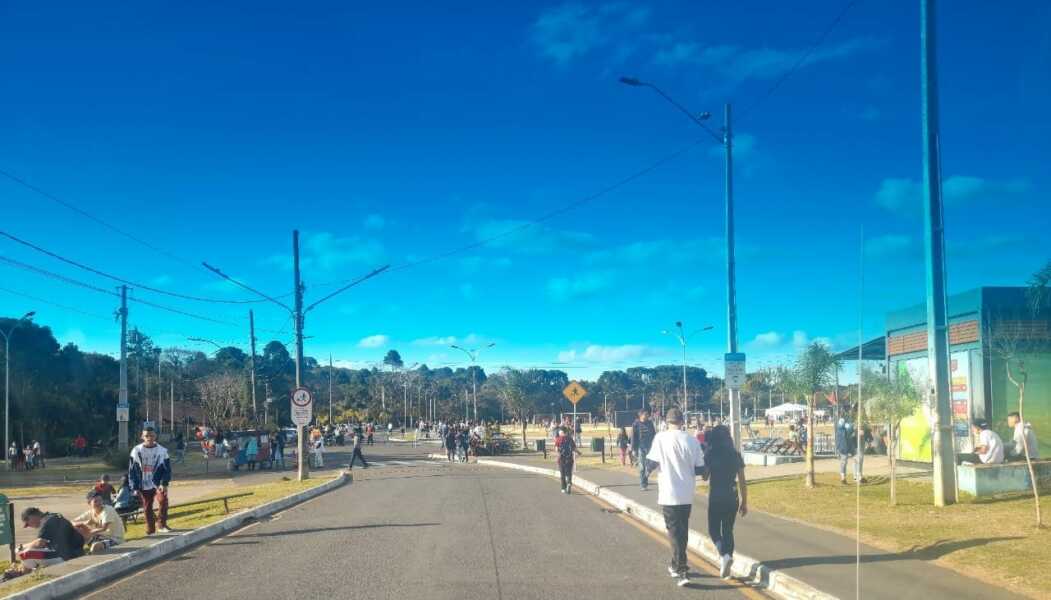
[558, 344, 650, 364]
[413, 336, 459, 346]
[357, 334, 389, 349]
[792, 330, 832, 349]
[363, 214, 385, 230]
[653, 37, 884, 86]
[263, 231, 386, 272]
[875, 175, 1030, 214]
[531, 2, 651, 66]
[547, 271, 614, 302]
[470, 219, 595, 255]
[752, 331, 784, 348]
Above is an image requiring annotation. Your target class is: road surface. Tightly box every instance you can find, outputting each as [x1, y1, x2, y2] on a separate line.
[85, 442, 762, 599]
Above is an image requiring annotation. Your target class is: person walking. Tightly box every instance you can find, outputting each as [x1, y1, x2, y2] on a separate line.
[128, 426, 172, 535]
[349, 431, 369, 470]
[444, 427, 457, 462]
[366, 423, 375, 446]
[617, 427, 630, 466]
[644, 409, 705, 587]
[835, 416, 863, 484]
[631, 408, 657, 491]
[274, 430, 286, 470]
[173, 433, 186, 464]
[702, 424, 748, 579]
[554, 426, 582, 494]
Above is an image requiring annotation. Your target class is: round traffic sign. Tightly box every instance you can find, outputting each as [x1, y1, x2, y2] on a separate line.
[291, 387, 312, 407]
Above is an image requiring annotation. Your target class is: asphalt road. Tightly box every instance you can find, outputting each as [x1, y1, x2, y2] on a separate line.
[84, 442, 761, 599]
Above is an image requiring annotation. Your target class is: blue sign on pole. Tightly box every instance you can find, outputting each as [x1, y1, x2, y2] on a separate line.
[724, 352, 747, 390]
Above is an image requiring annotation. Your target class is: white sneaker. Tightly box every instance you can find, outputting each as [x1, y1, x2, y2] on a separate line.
[158, 527, 173, 534]
[720, 554, 733, 579]
[668, 566, 679, 578]
[677, 575, 690, 587]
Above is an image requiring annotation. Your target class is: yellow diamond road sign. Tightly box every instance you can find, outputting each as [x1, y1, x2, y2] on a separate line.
[563, 381, 587, 405]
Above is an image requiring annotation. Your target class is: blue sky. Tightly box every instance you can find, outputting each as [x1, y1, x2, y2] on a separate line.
[2, 1, 1048, 379]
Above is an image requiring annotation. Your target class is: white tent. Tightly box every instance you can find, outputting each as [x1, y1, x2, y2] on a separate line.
[764, 403, 808, 418]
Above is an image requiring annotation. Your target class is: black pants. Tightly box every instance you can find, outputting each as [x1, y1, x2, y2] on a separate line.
[662, 504, 692, 575]
[350, 447, 368, 468]
[708, 495, 738, 557]
[559, 460, 573, 491]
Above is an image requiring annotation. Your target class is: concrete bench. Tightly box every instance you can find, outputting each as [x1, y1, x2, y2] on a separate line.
[957, 459, 1051, 496]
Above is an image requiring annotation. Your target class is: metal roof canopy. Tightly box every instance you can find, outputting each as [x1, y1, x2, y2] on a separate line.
[835, 336, 886, 361]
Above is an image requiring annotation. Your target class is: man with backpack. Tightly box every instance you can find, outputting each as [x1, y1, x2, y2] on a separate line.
[554, 426, 581, 494]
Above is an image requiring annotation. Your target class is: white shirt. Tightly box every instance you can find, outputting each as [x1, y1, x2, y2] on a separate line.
[1010, 422, 1040, 459]
[646, 429, 705, 506]
[76, 505, 126, 544]
[977, 429, 1004, 464]
[130, 443, 169, 490]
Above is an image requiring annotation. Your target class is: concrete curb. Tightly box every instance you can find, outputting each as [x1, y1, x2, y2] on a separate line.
[6, 473, 350, 600]
[432, 455, 836, 600]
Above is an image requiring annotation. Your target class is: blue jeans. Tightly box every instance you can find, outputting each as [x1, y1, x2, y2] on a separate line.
[638, 447, 651, 488]
[839, 453, 862, 479]
[275, 447, 285, 469]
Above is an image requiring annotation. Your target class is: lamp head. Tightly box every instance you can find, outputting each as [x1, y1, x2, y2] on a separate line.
[23, 311, 35, 321]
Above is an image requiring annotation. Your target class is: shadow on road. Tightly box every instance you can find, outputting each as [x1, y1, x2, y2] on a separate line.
[759, 536, 1023, 570]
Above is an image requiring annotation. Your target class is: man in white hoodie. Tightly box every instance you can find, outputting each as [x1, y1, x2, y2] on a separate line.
[1006, 412, 1040, 460]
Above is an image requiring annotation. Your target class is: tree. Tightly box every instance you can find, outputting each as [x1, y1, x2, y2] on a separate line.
[1027, 259, 1051, 314]
[793, 342, 839, 488]
[383, 349, 403, 370]
[196, 373, 242, 430]
[864, 368, 920, 505]
[495, 368, 537, 447]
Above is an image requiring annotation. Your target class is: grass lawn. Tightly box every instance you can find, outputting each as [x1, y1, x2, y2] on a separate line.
[0, 570, 52, 596]
[747, 473, 1051, 599]
[123, 475, 332, 540]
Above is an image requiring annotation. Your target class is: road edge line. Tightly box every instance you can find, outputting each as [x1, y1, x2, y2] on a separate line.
[7, 472, 351, 600]
[434, 455, 838, 600]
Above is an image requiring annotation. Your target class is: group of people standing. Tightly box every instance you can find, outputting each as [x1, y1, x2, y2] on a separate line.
[441, 421, 483, 462]
[7, 439, 45, 471]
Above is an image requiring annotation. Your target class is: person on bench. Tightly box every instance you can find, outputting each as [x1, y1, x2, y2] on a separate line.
[73, 490, 126, 553]
[972, 420, 1005, 465]
[1006, 412, 1040, 461]
[17, 507, 84, 569]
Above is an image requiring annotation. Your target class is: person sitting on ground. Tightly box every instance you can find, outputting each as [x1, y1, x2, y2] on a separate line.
[1006, 412, 1040, 461]
[972, 420, 1005, 464]
[93, 474, 116, 505]
[16, 507, 84, 569]
[73, 491, 126, 553]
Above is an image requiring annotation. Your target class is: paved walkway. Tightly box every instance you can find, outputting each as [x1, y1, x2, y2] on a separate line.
[486, 454, 1024, 600]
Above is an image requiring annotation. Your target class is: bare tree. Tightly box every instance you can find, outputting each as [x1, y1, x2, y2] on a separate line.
[196, 373, 242, 430]
[987, 313, 1046, 528]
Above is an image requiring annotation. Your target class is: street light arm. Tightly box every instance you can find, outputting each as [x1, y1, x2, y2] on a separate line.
[623, 78, 723, 143]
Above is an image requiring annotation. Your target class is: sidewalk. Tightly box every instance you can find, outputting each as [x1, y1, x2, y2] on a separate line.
[489, 453, 1026, 600]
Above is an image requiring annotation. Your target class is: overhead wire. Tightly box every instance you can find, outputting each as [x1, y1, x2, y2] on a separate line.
[0, 168, 198, 270]
[737, 0, 862, 123]
[0, 284, 112, 321]
[0, 229, 265, 305]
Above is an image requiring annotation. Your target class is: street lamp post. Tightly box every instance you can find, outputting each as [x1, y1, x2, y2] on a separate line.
[2, 311, 35, 466]
[451, 343, 495, 422]
[621, 76, 742, 449]
[661, 323, 713, 414]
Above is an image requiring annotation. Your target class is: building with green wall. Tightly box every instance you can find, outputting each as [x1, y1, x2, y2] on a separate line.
[885, 287, 1050, 462]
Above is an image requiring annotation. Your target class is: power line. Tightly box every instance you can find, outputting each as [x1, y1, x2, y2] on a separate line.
[737, 0, 862, 122]
[0, 229, 265, 305]
[316, 138, 705, 286]
[0, 254, 249, 329]
[0, 284, 112, 321]
[0, 168, 198, 269]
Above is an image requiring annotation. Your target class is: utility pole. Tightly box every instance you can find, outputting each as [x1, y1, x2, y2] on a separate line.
[118, 286, 129, 450]
[724, 102, 743, 452]
[249, 309, 258, 418]
[156, 349, 162, 433]
[921, 0, 957, 506]
[293, 230, 309, 482]
[328, 354, 334, 424]
[170, 380, 174, 437]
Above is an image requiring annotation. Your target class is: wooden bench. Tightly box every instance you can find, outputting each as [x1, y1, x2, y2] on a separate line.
[119, 492, 253, 525]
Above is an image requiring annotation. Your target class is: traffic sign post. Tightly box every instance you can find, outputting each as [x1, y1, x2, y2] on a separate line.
[563, 381, 588, 449]
[724, 352, 746, 390]
[291, 387, 313, 427]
